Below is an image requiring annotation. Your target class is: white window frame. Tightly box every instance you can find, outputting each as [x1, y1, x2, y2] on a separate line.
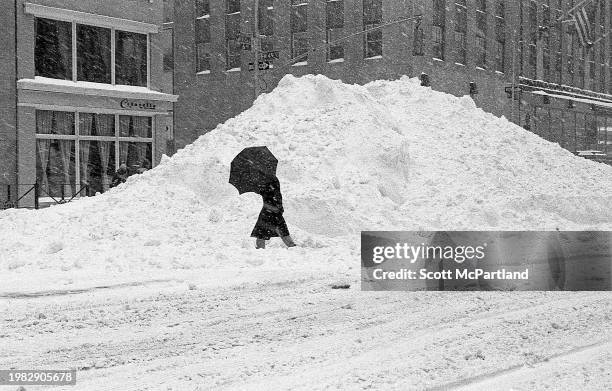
[27, 3, 153, 88]
[33, 107, 155, 196]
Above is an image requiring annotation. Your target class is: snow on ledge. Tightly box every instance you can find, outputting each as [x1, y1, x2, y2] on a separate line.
[18, 77, 179, 102]
[292, 61, 308, 67]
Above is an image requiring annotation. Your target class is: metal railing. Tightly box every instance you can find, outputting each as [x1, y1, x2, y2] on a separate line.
[1, 183, 89, 210]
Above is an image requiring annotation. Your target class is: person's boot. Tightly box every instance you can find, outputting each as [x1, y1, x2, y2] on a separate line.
[255, 239, 266, 249]
[281, 235, 296, 247]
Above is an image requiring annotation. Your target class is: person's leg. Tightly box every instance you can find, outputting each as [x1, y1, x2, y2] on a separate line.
[255, 239, 266, 249]
[281, 235, 296, 247]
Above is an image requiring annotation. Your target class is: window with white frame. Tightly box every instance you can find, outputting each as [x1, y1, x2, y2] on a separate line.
[35, 110, 153, 198]
[35, 17, 149, 86]
[196, 0, 211, 73]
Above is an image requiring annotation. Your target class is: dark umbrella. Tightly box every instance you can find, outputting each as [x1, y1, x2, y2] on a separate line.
[229, 146, 278, 194]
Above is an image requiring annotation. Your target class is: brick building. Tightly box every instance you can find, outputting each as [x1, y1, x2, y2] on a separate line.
[172, 0, 611, 160]
[0, 0, 177, 207]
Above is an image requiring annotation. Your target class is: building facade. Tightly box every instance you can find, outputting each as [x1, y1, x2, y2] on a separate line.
[0, 0, 177, 207]
[172, 0, 611, 160]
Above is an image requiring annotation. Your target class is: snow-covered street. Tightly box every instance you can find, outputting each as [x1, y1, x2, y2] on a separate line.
[2, 75, 611, 390]
[1, 275, 611, 390]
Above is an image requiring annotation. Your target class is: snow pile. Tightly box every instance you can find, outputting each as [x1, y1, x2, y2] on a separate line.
[1, 74, 611, 291]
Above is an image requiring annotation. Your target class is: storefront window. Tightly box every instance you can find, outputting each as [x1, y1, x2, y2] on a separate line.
[80, 140, 116, 195]
[35, 110, 153, 199]
[115, 31, 148, 86]
[120, 142, 152, 174]
[36, 140, 76, 199]
[119, 115, 152, 138]
[35, 18, 72, 80]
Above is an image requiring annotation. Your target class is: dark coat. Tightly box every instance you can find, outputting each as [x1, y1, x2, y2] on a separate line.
[251, 176, 290, 239]
[110, 170, 128, 188]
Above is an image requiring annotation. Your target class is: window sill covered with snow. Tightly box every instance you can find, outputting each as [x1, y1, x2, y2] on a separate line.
[17, 76, 179, 102]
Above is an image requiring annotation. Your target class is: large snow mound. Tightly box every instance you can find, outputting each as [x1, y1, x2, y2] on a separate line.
[1, 74, 611, 288]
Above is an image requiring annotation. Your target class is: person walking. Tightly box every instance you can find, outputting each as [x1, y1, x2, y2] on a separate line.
[251, 175, 295, 249]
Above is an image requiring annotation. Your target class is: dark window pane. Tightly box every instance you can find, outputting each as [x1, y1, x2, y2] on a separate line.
[196, 18, 211, 43]
[433, 0, 446, 26]
[115, 30, 148, 86]
[291, 4, 307, 32]
[327, 0, 344, 29]
[226, 12, 241, 40]
[226, 0, 240, 14]
[77, 24, 111, 84]
[226, 39, 241, 69]
[291, 31, 308, 60]
[37, 139, 76, 199]
[35, 18, 72, 80]
[364, 27, 382, 58]
[363, 0, 382, 24]
[259, 0, 274, 35]
[413, 22, 424, 56]
[119, 115, 152, 138]
[196, 0, 210, 16]
[79, 140, 115, 195]
[196, 42, 211, 72]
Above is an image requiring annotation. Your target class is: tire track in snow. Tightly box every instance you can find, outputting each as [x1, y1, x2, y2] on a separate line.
[446, 340, 612, 391]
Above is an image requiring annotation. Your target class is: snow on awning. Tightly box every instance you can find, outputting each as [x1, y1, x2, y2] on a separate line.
[529, 90, 612, 110]
[18, 77, 179, 102]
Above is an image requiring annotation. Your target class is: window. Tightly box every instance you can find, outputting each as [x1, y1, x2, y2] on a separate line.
[495, 40, 505, 72]
[433, 0, 446, 60]
[363, 0, 382, 58]
[259, 0, 275, 62]
[36, 110, 153, 198]
[35, 18, 72, 80]
[225, 0, 241, 70]
[226, 0, 240, 14]
[326, 0, 344, 62]
[259, 0, 274, 37]
[528, 0, 537, 78]
[553, 7, 562, 83]
[455, 0, 467, 64]
[163, 0, 174, 24]
[577, 47, 585, 88]
[196, 0, 210, 16]
[413, 17, 424, 56]
[115, 31, 147, 86]
[196, 0, 211, 73]
[542, 2, 551, 81]
[494, 0, 505, 72]
[35, 17, 149, 86]
[518, 0, 524, 76]
[475, 0, 486, 68]
[291, 0, 308, 62]
[77, 24, 111, 84]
